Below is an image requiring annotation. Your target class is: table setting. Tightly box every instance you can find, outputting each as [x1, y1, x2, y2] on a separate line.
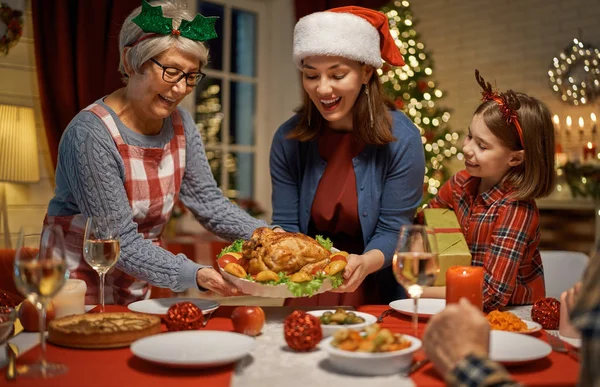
[0, 223, 583, 386]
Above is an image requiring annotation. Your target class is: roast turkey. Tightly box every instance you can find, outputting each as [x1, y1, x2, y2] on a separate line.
[243, 227, 330, 275]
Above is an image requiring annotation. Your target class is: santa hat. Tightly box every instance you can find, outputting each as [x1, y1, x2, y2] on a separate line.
[293, 6, 405, 69]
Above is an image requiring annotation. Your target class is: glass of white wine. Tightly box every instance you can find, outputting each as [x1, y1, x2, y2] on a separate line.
[13, 225, 68, 378]
[83, 216, 120, 312]
[392, 225, 440, 336]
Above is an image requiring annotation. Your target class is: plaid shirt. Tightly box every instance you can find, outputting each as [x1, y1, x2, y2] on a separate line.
[426, 170, 545, 310]
[448, 249, 600, 387]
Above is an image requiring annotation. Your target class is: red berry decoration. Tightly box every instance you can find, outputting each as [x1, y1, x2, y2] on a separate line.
[164, 302, 204, 331]
[531, 297, 560, 329]
[284, 310, 322, 352]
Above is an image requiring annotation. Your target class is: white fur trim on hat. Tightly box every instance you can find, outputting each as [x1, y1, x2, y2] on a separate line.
[293, 11, 382, 69]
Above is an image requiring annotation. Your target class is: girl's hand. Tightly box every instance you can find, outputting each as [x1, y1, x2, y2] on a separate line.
[196, 267, 240, 296]
[331, 250, 384, 293]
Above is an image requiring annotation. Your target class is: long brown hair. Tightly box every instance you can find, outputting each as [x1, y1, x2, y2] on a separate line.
[474, 93, 556, 200]
[288, 71, 397, 145]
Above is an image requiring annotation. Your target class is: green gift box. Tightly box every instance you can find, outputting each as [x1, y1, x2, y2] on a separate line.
[423, 208, 472, 286]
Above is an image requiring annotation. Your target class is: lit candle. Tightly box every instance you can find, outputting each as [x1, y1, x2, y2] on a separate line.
[445, 266, 484, 311]
[553, 114, 560, 131]
[52, 279, 87, 319]
[566, 115, 572, 135]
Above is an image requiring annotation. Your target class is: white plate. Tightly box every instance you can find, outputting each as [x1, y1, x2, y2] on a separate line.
[127, 298, 219, 316]
[306, 310, 377, 337]
[389, 298, 446, 319]
[521, 320, 542, 334]
[320, 334, 422, 375]
[558, 333, 581, 348]
[131, 330, 255, 368]
[489, 330, 551, 365]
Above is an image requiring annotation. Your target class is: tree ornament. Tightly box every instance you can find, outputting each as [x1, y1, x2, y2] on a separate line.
[164, 302, 204, 331]
[284, 310, 322, 351]
[548, 38, 600, 106]
[0, 2, 24, 55]
[531, 297, 560, 329]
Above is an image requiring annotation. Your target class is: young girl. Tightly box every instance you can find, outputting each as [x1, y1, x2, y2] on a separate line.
[421, 70, 555, 310]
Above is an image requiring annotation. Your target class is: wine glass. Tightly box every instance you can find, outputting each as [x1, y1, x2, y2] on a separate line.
[13, 225, 68, 378]
[392, 225, 440, 336]
[83, 216, 120, 312]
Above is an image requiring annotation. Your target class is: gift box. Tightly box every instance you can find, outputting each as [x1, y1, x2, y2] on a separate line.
[422, 208, 472, 286]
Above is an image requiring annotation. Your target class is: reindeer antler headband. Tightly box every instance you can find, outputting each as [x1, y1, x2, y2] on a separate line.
[475, 69, 524, 147]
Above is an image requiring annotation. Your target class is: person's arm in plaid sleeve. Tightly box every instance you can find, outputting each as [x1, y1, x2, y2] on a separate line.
[481, 201, 538, 310]
[424, 299, 522, 387]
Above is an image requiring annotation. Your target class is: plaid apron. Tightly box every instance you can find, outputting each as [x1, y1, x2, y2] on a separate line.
[44, 103, 186, 305]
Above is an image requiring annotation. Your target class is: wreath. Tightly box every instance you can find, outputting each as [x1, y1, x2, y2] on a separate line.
[0, 2, 23, 55]
[548, 38, 600, 106]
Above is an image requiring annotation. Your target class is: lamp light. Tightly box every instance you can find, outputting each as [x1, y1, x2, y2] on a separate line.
[0, 104, 40, 248]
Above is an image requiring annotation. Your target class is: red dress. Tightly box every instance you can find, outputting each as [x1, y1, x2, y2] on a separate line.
[286, 128, 380, 307]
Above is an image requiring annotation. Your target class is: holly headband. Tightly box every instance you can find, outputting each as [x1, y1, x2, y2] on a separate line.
[127, 0, 218, 47]
[475, 70, 524, 147]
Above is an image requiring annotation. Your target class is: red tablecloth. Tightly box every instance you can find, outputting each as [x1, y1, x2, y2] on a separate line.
[5, 305, 237, 387]
[3, 305, 580, 386]
[358, 305, 580, 387]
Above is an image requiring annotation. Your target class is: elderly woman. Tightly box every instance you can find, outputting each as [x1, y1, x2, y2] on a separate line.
[270, 6, 425, 306]
[44, 0, 266, 305]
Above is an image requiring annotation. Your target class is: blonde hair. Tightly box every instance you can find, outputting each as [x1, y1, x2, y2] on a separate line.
[118, 0, 209, 82]
[474, 93, 556, 200]
[288, 70, 396, 144]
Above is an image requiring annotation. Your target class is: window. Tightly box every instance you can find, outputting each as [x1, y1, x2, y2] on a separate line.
[194, 0, 265, 202]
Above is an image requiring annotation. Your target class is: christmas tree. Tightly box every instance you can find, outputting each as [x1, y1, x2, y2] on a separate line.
[379, 0, 462, 203]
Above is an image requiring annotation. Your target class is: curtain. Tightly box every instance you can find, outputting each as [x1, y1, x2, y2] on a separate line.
[32, 0, 139, 167]
[295, 0, 390, 20]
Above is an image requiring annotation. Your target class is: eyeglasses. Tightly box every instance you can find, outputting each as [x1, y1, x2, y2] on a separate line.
[150, 58, 205, 87]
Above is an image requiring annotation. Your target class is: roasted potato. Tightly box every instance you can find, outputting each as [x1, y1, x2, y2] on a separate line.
[224, 262, 247, 278]
[255, 270, 279, 282]
[324, 260, 347, 275]
[289, 271, 312, 283]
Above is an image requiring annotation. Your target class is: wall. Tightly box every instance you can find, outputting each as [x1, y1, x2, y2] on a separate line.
[0, 1, 55, 247]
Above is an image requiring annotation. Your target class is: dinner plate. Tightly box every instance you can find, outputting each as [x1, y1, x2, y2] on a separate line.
[520, 319, 542, 334]
[558, 333, 581, 348]
[306, 310, 377, 337]
[127, 298, 219, 316]
[389, 298, 446, 319]
[131, 330, 255, 368]
[489, 330, 551, 365]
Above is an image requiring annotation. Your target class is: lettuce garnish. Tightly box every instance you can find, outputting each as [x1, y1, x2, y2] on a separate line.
[315, 235, 333, 251]
[217, 239, 244, 258]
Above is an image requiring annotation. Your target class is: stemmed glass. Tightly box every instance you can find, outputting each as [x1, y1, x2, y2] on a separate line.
[392, 225, 440, 336]
[83, 216, 120, 312]
[13, 225, 68, 378]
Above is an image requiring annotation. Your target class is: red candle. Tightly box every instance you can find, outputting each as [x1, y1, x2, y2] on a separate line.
[446, 266, 484, 310]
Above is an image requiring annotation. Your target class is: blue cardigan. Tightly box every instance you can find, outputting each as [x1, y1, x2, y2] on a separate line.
[269, 110, 425, 267]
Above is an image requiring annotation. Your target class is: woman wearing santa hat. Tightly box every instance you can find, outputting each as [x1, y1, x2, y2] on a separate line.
[270, 6, 425, 306]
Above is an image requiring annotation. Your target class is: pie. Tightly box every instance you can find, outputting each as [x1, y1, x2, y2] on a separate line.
[48, 312, 161, 349]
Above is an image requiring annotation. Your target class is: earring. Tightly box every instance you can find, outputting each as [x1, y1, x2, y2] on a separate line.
[365, 85, 374, 128]
[307, 103, 312, 127]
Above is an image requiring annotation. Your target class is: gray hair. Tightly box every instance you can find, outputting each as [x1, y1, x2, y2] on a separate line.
[118, 0, 209, 82]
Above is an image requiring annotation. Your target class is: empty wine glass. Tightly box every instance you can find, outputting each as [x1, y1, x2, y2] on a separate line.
[83, 216, 120, 312]
[13, 225, 68, 378]
[392, 225, 440, 336]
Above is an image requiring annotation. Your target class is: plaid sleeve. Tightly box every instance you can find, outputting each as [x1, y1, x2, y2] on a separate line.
[447, 353, 522, 387]
[482, 201, 537, 310]
[570, 249, 600, 385]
